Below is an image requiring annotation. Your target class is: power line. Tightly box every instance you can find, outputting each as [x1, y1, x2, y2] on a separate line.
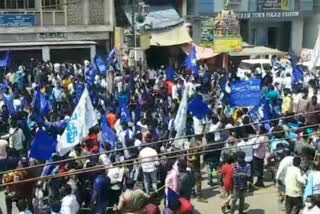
[1, 130, 318, 187]
[1, 109, 319, 176]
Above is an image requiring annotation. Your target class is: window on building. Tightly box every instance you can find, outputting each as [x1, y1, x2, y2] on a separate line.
[0, 0, 35, 9]
[42, 0, 61, 10]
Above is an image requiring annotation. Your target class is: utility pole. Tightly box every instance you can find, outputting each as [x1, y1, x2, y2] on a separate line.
[131, 0, 137, 73]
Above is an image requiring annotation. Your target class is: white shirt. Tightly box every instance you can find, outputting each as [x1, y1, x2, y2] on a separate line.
[139, 147, 159, 173]
[237, 137, 255, 162]
[134, 139, 143, 150]
[99, 154, 111, 166]
[206, 121, 221, 141]
[60, 194, 80, 214]
[9, 128, 25, 151]
[193, 117, 203, 135]
[285, 166, 306, 197]
[276, 156, 294, 184]
[0, 139, 8, 160]
[302, 205, 320, 214]
[19, 210, 32, 214]
[108, 166, 125, 190]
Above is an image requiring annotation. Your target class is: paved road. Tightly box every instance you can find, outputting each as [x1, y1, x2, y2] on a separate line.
[0, 173, 283, 214]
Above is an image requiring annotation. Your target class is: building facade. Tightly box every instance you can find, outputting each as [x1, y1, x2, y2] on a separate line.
[303, 0, 320, 48]
[0, 0, 115, 63]
[189, 0, 314, 54]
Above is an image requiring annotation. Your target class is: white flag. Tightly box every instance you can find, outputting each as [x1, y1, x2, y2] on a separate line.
[173, 85, 189, 149]
[309, 28, 320, 72]
[57, 87, 98, 156]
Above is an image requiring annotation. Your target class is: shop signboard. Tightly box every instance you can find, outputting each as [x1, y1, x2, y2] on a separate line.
[0, 15, 35, 27]
[213, 10, 242, 53]
[300, 48, 312, 63]
[258, 0, 290, 11]
[236, 11, 299, 19]
[114, 27, 123, 50]
[140, 33, 150, 50]
[200, 18, 214, 48]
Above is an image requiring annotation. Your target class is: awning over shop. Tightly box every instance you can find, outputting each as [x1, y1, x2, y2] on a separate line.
[229, 43, 286, 57]
[182, 43, 221, 60]
[125, 4, 184, 30]
[0, 41, 97, 50]
[150, 25, 192, 46]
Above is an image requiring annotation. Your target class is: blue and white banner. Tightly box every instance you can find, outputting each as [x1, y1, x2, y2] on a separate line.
[230, 79, 262, 107]
[57, 87, 98, 156]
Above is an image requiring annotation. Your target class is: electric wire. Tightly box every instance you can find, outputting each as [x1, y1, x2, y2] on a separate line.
[1, 130, 318, 187]
[1, 109, 319, 176]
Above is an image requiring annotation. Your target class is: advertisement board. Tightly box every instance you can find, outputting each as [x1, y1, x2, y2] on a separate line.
[114, 27, 123, 50]
[0, 15, 35, 27]
[214, 39, 242, 53]
[258, 0, 290, 11]
[213, 10, 242, 53]
[200, 18, 214, 48]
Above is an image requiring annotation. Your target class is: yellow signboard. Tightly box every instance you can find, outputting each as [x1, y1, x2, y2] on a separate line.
[114, 27, 123, 49]
[140, 33, 150, 50]
[214, 38, 243, 53]
[200, 18, 214, 48]
[281, 0, 290, 11]
[213, 10, 243, 53]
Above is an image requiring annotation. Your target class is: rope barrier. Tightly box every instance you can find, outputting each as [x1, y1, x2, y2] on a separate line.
[1, 109, 319, 176]
[0, 131, 318, 187]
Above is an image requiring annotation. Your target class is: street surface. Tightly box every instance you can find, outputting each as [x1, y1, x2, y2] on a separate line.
[0, 177, 283, 214]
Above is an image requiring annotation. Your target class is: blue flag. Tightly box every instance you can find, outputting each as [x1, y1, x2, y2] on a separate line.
[101, 115, 116, 149]
[120, 105, 132, 124]
[292, 66, 304, 85]
[44, 118, 70, 135]
[167, 187, 180, 210]
[248, 97, 274, 122]
[94, 55, 108, 75]
[187, 95, 212, 120]
[30, 130, 57, 161]
[118, 94, 131, 123]
[2, 93, 16, 116]
[74, 83, 85, 105]
[185, 46, 199, 77]
[85, 65, 97, 87]
[33, 88, 51, 121]
[165, 67, 176, 81]
[135, 101, 141, 124]
[1, 80, 8, 92]
[230, 79, 263, 107]
[0, 51, 11, 68]
[107, 48, 120, 71]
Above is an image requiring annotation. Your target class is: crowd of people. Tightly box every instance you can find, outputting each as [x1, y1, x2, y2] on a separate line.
[0, 53, 319, 214]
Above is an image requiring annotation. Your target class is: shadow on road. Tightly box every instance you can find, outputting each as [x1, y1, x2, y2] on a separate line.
[247, 208, 265, 214]
[202, 187, 220, 199]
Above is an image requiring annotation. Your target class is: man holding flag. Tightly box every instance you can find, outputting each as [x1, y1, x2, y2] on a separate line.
[57, 87, 98, 156]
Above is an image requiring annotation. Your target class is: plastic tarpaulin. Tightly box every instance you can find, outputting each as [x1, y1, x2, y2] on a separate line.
[150, 25, 192, 46]
[182, 43, 221, 60]
[125, 5, 183, 30]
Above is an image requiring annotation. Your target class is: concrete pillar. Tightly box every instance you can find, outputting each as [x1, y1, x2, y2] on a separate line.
[83, 0, 90, 25]
[35, 0, 41, 9]
[291, 18, 304, 55]
[104, 0, 115, 26]
[90, 45, 96, 63]
[255, 26, 268, 46]
[182, 0, 187, 17]
[42, 46, 50, 62]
